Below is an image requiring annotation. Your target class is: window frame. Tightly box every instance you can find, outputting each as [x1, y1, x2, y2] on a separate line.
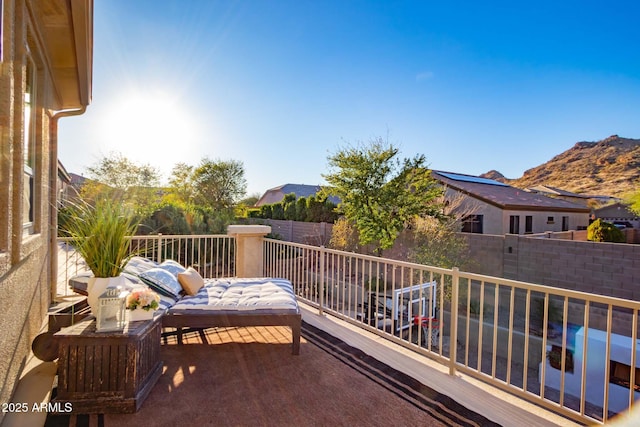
[22, 53, 37, 235]
[509, 215, 520, 234]
[462, 214, 483, 234]
[525, 215, 533, 234]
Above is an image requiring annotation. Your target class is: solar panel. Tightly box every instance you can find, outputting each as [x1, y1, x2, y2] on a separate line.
[437, 172, 509, 187]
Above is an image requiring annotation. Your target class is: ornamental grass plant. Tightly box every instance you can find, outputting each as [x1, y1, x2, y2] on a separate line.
[61, 199, 138, 278]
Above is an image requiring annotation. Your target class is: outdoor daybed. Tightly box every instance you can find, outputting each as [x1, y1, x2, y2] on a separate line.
[69, 257, 302, 355]
[162, 277, 301, 355]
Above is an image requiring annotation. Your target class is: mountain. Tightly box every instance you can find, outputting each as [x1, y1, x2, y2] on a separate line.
[481, 135, 640, 198]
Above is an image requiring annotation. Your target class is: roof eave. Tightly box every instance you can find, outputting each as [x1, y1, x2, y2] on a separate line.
[38, 0, 93, 110]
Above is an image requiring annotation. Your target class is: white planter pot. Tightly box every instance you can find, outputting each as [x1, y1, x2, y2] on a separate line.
[87, 275, 126, 316]
[128, 309, 155, 322]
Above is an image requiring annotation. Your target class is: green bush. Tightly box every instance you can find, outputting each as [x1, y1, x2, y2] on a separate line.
[296, 197, 308, 221]
[271, 203, 285, 220]
[587, 219, 626, 243]
[260, 204, 273, 218]
[253, 194, 338, 223]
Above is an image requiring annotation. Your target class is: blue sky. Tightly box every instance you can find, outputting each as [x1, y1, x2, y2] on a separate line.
[58, 0, 640, 197]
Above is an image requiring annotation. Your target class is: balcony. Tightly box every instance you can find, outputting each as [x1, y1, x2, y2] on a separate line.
[44, 229, 640, 425]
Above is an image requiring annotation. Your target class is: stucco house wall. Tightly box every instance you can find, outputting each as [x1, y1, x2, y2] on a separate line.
[499, 209, 588, 234]
[0, 0, 92, 418]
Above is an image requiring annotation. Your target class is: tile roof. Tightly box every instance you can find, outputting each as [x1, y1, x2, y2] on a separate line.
[527, 185, 590, 198]
[431, 171, 590, 212]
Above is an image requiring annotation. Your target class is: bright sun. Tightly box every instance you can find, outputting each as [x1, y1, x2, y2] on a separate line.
[100, 90, 198, 167]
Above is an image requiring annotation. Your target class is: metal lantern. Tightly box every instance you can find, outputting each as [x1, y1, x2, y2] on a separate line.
[96, 286, 127, 332]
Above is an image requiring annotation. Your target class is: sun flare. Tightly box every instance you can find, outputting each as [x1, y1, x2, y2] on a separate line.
[100, 90, 198, 163]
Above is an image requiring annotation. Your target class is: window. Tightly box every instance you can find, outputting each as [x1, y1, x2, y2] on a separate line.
[546, 216, 555, 224]
[610, 361, 640, 392]
[525, 216, 533, 234]
[562, 216, 569, 231]
[23, 59, 36, 234]
[462, 215, 483, 234]
[509, 215, 520, 234]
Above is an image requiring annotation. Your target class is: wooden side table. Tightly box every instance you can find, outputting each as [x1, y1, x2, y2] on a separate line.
[53, 317, 162, 414]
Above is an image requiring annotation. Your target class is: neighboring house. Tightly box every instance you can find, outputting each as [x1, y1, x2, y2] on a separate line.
[66, 171, 90, 203]
[594, 202, 639, 229]
[431, 171, 591, 235]
[255, 183, 340, 206]
[0, 0, 93, 418]
[526, 185, 617, 207]
[57, 160, 73, 207]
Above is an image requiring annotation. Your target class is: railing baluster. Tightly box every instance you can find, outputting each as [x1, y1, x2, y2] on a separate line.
[492, 283, 499, 379]
[580, 301, 590, 417]
[506, 286, 515, 385]
[630, 309, 638, 411]
[540, 293, 549, 400]
[560, 296, 569, 408]
[523, 289, 531, 394]
[604, 305, 613, 422]
[478, 281, 485, 373]
[319, 246, 325, 315]
[449, 267, 459, 376]
[465, 278, 471, 367]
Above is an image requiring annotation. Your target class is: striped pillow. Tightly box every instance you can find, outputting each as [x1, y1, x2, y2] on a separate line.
[159, 259, 187, 277]
[139, 267, 183, 299]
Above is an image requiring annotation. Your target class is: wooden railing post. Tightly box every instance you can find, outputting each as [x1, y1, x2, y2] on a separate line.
[449, 267, 459, 376]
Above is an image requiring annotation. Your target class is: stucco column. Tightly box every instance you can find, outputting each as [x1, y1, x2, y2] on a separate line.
[227, 225, 271, 278]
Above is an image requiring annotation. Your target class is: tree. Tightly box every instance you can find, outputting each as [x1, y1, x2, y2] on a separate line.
[329, 217, 361, 252]
[191, 158, 247, 211]
[626, 186, 640, 216]
[408, 216, 471, 269]
[587, 218, 625, 243]
[82, 152, 161, 213]
[86, 151, 160, 190]
[167, 162, 195, 205]
[323, 138, 443, 253]
[239, 193, 261, 207]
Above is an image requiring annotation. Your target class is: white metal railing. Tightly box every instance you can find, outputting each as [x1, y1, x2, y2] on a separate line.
[263, 238, 640, 425]
[55, 233, 640, 424]
[56, 234, 235, 296]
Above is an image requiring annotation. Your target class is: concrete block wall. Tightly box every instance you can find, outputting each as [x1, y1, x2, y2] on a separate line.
[254, 218, 640, 303]
[465, 234, 640, 302]
[250, 219, 333, 246]
[460, 233, 505, 277]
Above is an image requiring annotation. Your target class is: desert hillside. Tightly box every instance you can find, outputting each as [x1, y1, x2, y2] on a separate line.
[481, 135, 640, 198]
